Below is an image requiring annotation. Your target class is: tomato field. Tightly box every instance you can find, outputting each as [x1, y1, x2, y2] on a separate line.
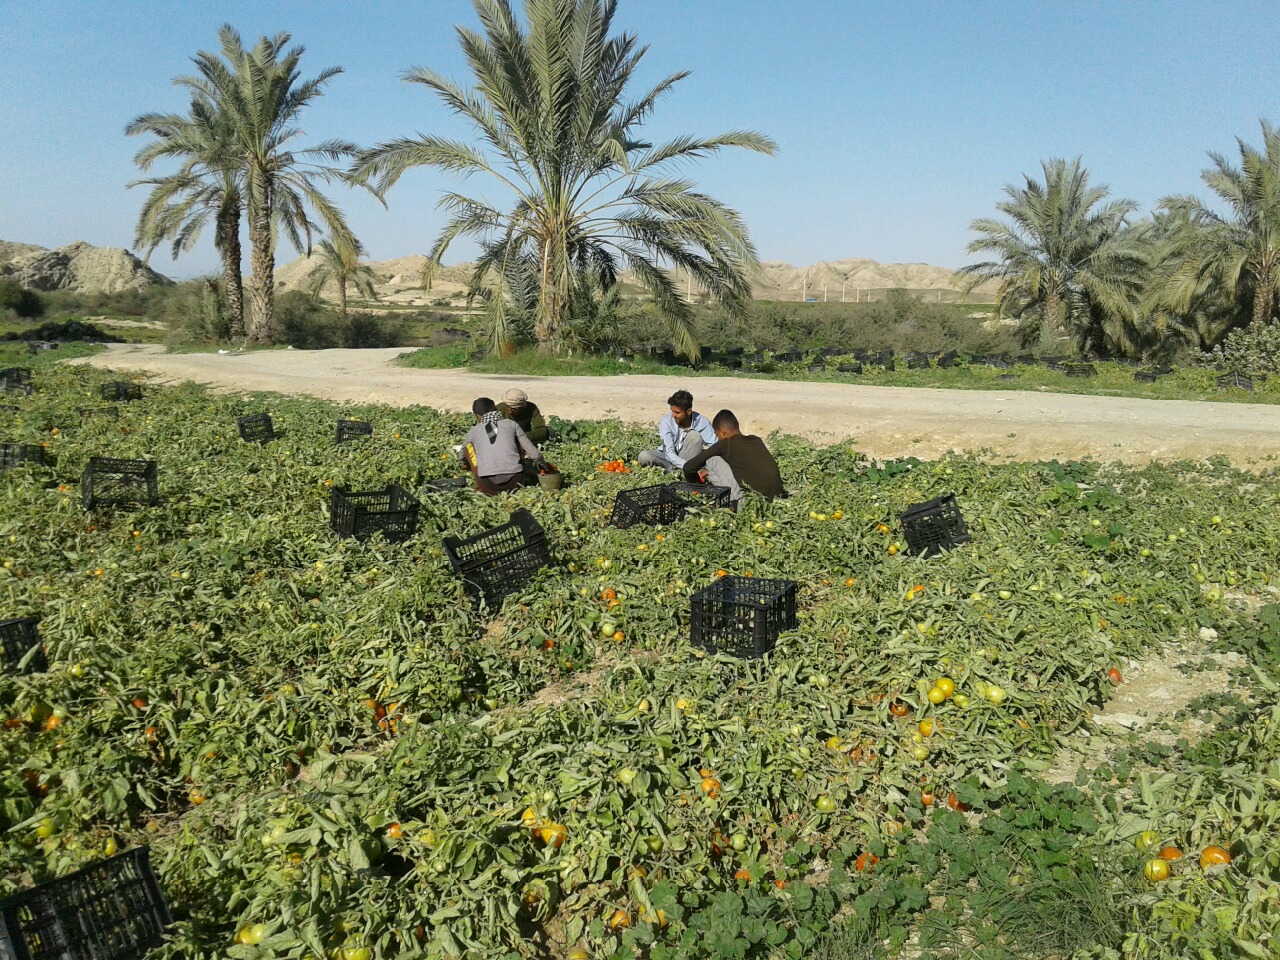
[2, 349, 1279, 960]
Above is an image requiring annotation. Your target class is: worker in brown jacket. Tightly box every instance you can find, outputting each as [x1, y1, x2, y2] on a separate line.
[681, 409, 785, 504]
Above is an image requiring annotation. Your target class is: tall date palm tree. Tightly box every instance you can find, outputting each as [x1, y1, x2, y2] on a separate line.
[351, 0, 775, 359]
[127, 97, 246, 338]
[180, 26, 363, 344]
[961, 158, 1147, 355]
[305, 238, 379, 320]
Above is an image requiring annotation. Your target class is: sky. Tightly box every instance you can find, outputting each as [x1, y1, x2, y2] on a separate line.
[2, 0, 1278, 278]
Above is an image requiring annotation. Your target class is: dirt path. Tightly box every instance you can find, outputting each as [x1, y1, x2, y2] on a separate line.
[77, 344, 1280, 466]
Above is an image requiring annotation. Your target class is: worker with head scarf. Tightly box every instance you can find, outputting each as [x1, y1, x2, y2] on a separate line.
[497, 387, 549, 444]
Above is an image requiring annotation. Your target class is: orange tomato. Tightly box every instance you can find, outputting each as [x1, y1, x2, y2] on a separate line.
[1158, 846, 1183, 861]
[855, 852, 879, 872]
[773, 878, 787, 890]
[132, 698, 148, 710]
[1107, 667, 1123, 684]
[539, 824, 568, 849]
[601, 588, 617, 601]
[733, 868, 751, 882]
[607, 909, 630, 930]
[700, 777, 721, 799]
[1200, 846, 1232, 868]
[889, 701, 911, 718]
[946, 792, 970, 812]
[921, 790, 935, 807]
[386, 822, 403, 840]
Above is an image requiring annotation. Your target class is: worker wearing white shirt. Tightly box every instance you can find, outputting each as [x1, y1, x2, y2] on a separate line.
[638, 389, 718, 472]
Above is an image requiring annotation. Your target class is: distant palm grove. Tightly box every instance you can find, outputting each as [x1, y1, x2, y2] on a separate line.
[123, 0, 1280, 368]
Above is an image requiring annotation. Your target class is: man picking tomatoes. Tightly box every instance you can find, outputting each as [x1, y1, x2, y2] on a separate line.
[462, 396, 545, 495]
[637, 389, 716, 472]
[681, 409, 786, 506]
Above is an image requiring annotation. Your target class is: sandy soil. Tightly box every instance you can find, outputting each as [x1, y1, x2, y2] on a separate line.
[76, 344, 1280, 466]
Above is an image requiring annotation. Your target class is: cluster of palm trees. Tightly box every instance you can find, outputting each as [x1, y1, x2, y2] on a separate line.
[128, 0, 772, 357]
[962, 123, 1280, 358]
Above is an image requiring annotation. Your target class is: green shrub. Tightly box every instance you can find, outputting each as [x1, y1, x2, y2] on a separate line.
[0, 278, 45, 319]
[1203, 320, 1280, 374]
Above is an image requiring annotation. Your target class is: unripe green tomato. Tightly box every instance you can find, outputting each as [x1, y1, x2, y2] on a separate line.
[911, 744, 930, 761]
[816, 796, 837, 813]
[730, 833, 748, 852]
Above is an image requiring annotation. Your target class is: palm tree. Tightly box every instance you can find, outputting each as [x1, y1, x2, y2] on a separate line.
[126, 96, 246, 338]
[180, 25, 363, 344]
[305, 238, 379, 320]
[1157, 120, 1280, 331]
[961, 157, 1147, 355]
[351, 0, 775, 360]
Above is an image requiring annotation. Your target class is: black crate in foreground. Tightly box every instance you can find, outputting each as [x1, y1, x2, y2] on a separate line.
[1, 617, 47, 674]
[81, 458, 159, 511]
[899, 493, 971, 558]
[609, 482, 730, 529]
[0, 846, 171, 960]
[0, 443, 53, 472]
[100, 382, 142, 403]
[329, 485, 420, 541]
[444, 508, 551, 608]
[690, 576, 798, 658]
[336, 419, 373, 444]
[237, 413, 274, 444]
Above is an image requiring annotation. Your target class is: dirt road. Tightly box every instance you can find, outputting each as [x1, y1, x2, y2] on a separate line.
[78, 344, 1280, 466]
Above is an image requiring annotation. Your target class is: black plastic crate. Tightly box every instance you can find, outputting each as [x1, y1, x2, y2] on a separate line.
[100, 383, 142, 403]
[1217, 372, 1254, 391]
[836, 362, 863, 374]
[443, 508, 552, 608]
[1045, 360, 1069, 373]
[690, 576, 798, 658]
[744, 353, 766, 365]
[1134, 370, 1161, 383]
[0, 846, 171, 960]
[3, 383, 33, 397]
[1016, 354, 1037, 364]
[1, 617, 47, 674]
[609, 482, 730, 528]
[774, 350, 802, 364]
[899, 493, 971, 558]
[866, 350, 894, 367]
[79, 407, 120, 421]
[329, 485, 420, 541]
[0, 368, 33, 386]
[336, 420, 374, 444]
[905, 352, 931, 370]
[81, 458, 159, 511]
[237, 413, 274, 444]
[937, 350, 960, 369]
[1065, 363, 1097, 378]
[1, 443, 53, 472]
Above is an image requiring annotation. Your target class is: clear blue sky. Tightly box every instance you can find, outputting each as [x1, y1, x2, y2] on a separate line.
[2, 0, 1277, 278]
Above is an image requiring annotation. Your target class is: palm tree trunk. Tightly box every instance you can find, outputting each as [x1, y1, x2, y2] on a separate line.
[1044, 288, 1063, 345]
[247, 198, 275, 345]
[1252, 277, 1274, 326]
[339, 280, 348, 322]
[219, 202, 244, 340]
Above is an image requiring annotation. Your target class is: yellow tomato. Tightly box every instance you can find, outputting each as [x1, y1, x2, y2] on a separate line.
[1144, 859, 1170, 882]
[935, 678, 955, 698]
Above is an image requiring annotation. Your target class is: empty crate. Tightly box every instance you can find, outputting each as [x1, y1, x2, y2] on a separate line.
[1217, 372, 1254, 391]
[609, 482, 730, 529]
[329, 485, 420, 541]
[336, 419, 374, 444]
[690, 576, 798, 658]
[899, 493, 971, 557]
[0, 847, 171, 960]
[81, 458, 159, 511]
[0, 443, 53, 472]
[0, 368, 33, 387]
[237, 413, 274, 444]
[1, 616, 46, 674]
[1065, 363, 1097, 378]
[100, 383, 142, 402]
[836, 362, 863, 374]
[444, 508, 551, 608]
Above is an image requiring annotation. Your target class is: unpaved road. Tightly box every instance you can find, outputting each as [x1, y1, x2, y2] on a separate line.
[78, 344, 1280, 466]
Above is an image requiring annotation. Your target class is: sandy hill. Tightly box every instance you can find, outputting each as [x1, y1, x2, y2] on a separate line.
[0, 241, 171, 294]
[277, 252, 994, 305]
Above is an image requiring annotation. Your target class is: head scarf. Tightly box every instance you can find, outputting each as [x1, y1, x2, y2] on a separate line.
[481, 409, 505, 443]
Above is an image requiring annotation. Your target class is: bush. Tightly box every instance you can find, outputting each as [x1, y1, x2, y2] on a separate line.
[274, 290, 340, 348]
[155, 279, 230, 346]
[0, 319, 123, 343]
[342, 311, 408, 348]
[0, 278, 45, 319]
[1203, 320, 1280, 374]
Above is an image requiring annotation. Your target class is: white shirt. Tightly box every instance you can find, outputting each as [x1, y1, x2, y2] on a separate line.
[658, 411, 716, 467]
